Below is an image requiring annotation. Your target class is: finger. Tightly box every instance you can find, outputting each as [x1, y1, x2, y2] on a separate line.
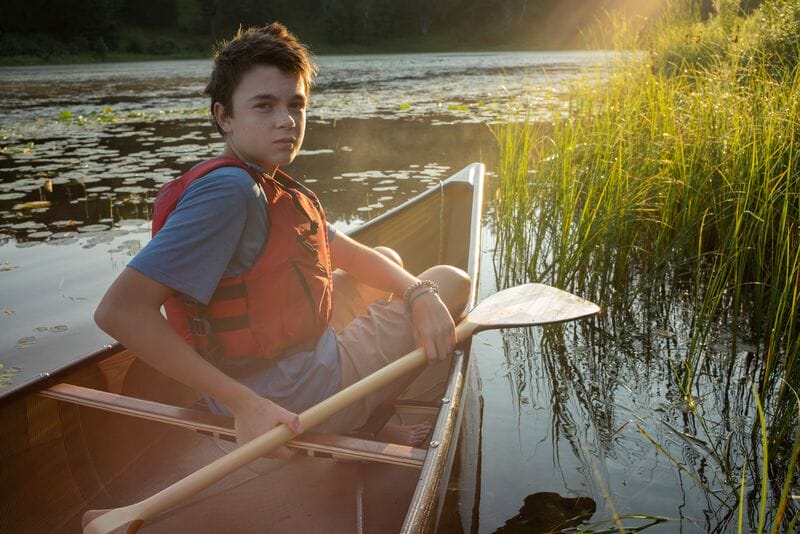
[435, 330, 449, 362]
[283, 414, 303, 435]
[425, 336, 438, 365]
[273, 408, 304, 435]
[447, 323, 456, 352]
[412, 323, 423, 350]
[437, 321, 455, 361]
[269, 445, 297, 460]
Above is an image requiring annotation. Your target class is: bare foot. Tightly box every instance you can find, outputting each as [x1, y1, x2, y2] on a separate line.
[376, 423, 432, 447]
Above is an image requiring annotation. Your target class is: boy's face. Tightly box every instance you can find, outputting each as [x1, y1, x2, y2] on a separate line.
[215, 65, 307, 170]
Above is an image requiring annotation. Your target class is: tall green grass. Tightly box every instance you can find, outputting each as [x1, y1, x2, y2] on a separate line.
[494, 0, 800, 529]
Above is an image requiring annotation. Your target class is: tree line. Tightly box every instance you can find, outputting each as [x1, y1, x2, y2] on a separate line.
[0, 0, 766, 60]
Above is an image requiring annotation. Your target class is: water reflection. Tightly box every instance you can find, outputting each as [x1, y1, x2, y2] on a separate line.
[478, 256, 771, 532]
[494, 492, 596, 533]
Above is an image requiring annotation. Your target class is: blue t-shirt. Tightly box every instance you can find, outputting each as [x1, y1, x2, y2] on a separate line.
[129, 165, 341, 415]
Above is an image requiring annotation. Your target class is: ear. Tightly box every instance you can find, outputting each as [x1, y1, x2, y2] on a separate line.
[212, 102, 232, 134]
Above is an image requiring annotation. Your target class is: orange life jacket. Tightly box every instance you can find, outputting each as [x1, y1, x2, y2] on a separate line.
[151, 157, 333, 361]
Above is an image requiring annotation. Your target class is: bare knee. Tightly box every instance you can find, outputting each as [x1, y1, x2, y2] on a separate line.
[374, 246, 403, 268]
[418, 265, 471, 318]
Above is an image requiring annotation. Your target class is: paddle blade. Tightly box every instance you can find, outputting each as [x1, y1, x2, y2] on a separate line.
[467, 283, 599, 331]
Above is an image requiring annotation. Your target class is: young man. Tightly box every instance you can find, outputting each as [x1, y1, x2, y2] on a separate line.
[94, 23, 470, 459]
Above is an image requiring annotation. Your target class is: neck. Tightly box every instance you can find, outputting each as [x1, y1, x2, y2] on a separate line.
[221, 144, 279, 177]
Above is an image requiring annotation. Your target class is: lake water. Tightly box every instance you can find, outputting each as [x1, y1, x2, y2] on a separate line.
[0, 51, 735, 532]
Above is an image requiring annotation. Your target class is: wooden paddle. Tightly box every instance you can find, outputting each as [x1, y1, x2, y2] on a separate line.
[83, 283, 599, 534]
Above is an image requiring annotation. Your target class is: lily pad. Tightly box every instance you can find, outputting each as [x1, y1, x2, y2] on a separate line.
[0, 365, 21, 388]
[16, 336, 36, 349]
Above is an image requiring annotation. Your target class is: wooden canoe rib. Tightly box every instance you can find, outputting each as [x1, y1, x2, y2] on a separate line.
[0, 163, 485, 533]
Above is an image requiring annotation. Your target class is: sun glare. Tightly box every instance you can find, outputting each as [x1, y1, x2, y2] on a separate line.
[543, 0, 666, 48]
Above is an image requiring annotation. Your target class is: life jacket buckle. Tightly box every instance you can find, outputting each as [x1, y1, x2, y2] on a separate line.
[188, 317, 212, 336]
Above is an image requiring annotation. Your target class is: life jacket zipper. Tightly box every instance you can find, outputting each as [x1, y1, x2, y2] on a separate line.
[297, 235, 327, 272]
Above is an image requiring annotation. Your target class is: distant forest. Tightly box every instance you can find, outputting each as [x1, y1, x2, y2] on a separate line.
[0, 0, 765, 61]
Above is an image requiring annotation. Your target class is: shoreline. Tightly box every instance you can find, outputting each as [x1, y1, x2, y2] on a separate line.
[0, 41, 592, 68]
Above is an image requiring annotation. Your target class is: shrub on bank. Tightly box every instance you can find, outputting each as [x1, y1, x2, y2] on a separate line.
[735, 0, 800, 80]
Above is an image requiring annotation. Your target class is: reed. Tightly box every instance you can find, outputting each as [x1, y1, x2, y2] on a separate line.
[494, 0, 800, 529]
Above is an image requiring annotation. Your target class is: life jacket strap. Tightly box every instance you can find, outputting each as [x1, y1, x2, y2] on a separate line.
[211, 282, 247, 301]
[209, 314, 250, 332]
[181, 296, 225, 362]
[188, 316, 212, 336]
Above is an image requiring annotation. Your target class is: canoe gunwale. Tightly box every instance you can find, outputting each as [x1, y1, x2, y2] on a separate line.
[402, 162, 485, 532]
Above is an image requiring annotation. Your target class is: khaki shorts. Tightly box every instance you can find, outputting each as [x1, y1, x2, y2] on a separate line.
[314, 270, 417, 434]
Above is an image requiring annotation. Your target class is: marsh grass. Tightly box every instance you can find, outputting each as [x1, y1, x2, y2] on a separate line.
[494, 0, 800, 530]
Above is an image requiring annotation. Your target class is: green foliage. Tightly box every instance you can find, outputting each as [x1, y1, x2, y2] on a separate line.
[1, 0, 681, 62]
[652, 20, 732, 75]
[121, 0, 178, 29]
[648, 0, 800, 81]
[736, 0, 800, 80]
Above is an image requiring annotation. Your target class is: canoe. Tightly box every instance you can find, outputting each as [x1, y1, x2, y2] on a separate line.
[0, 162, 485, 533]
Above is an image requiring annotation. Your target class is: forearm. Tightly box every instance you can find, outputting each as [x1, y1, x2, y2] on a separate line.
[94, 270, 259, 412]
[96, 288, 301, 453]
[332, 235, 417, 295]
[110, 314, 255, 409]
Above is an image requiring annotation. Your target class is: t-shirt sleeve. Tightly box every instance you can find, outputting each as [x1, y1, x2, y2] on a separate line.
[129, 168, 259, 304]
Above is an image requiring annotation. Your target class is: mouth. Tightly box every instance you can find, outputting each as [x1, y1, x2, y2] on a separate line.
[274, 137, 296, 148]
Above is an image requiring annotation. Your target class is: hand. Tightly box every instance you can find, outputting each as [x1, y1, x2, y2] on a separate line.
[231, 394, 303, 460]
[410, 290, 456, 364]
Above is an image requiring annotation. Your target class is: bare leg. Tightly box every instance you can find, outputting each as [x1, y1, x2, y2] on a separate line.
[326, 256, 472, 445]
[413, 264, 472, 319]
[376, 422, 432, 447]
[376, 264, 469, 446]
[330, 246, 404, 333]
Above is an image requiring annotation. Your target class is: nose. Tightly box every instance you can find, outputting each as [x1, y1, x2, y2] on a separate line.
[276, 107, 296, 129]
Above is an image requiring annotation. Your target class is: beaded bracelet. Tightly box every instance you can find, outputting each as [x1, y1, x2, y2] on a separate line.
[402, 279, 439, 305]
[406, 287, 438, 315]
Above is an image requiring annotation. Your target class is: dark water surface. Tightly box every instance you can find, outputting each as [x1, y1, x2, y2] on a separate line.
[0, 52, 731, 533]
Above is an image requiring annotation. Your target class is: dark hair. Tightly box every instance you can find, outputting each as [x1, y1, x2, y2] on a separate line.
[204, 22, 317, 135]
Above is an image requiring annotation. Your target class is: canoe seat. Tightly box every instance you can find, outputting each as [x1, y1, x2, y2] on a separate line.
[40, 382, 426, 469]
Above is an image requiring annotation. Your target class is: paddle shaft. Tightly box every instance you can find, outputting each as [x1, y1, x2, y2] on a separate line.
[83, 319, 478, 534]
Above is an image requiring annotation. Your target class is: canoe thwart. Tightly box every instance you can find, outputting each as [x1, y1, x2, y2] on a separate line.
[40, 382, 425, 468]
